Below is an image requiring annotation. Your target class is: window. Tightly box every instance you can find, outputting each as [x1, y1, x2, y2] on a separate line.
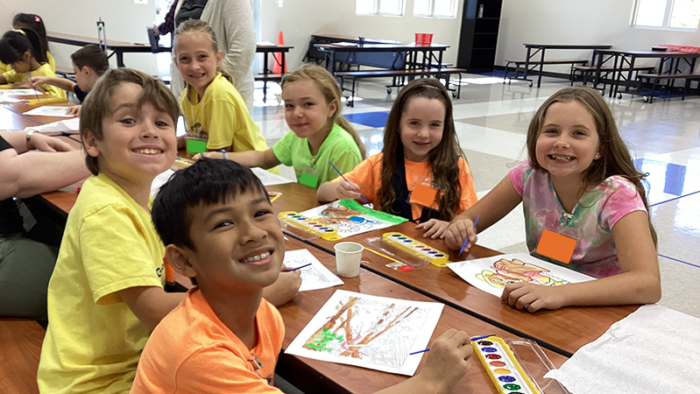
[413, 0, 458, 18]
[356, 0, 405, 16]
[632, 0, 700, 29]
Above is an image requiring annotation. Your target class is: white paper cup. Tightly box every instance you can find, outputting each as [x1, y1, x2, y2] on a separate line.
[334, 242, 364, 277]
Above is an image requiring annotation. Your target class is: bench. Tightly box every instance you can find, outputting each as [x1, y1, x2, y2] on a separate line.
[254, 73, 285, 103]
[335, 67, 466, 107]
[570, 64, 655, 89]
[0, 318, 45, 394]
[635, 72, 700, 103]
[504, 59, 588, 87]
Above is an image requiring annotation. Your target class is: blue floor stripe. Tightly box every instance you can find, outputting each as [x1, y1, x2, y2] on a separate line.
[659, 254, 700, 269]
[650, 189, 700, 207]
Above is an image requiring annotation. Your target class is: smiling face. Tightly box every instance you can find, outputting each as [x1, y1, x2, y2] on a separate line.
[182, 190, 284, 293]
[535, 101, 600, 182]
[174, 31, 223, 99]
[83, 82, 177, 186]
[283, 80, 337, 139]
[399, 97, 446, 162]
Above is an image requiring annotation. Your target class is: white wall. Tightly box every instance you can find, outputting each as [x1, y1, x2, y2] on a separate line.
[260, 0, 466, 70]
[498, 0, 700, 72]
[0, 0, 158, 74]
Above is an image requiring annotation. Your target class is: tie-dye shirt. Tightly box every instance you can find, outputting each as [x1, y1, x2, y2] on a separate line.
[509, 160, 647, 278]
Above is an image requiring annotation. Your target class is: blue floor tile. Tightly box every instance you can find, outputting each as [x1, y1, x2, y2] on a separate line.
[344, 111, 390, 128]
[635, 158, 700, 205]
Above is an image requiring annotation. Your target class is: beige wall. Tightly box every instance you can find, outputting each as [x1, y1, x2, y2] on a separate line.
[259, 0, 466, 70]
[497, 0, 700, 73]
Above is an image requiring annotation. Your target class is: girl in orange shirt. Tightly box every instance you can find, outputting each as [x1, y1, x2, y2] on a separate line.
[317, 78, 477, 239]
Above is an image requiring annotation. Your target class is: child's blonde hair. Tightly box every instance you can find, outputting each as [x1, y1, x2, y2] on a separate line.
[526, 87, 657, 247]
[173, 19, 235, 86]
[80, 68, 180, 176]
[281, 64, 366, 159]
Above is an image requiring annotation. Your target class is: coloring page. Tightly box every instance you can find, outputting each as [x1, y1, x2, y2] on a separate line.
[23, 106, 74, 118]
[286, 290, 443, 376]
[250, 167, 294, 186]
[447, 253, 595, 298]
[283, 249, 344, 292]
[300, 200, 406, 238]
[0, 88, 41, 95]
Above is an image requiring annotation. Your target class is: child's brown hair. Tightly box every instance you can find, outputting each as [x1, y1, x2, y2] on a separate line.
[380, 78, 464, 221]
[526, 87, 657, 246]
[80, 68, 180, 176]
[71, 45, 109, 76]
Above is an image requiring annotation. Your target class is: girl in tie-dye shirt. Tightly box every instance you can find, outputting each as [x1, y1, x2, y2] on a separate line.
[445, 87, 660, 312]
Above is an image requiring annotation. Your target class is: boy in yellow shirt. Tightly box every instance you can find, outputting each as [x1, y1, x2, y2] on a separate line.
[130, 159, 473, 394]
[36, 68, 185, 393]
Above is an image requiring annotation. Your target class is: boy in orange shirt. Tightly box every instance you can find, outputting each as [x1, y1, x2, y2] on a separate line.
[131, 159, 473, 393]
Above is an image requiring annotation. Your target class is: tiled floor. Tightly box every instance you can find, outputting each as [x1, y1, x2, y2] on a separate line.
[251, 74, 700, 318]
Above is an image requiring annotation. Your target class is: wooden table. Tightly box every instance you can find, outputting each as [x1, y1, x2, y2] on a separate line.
[274, 237, 569, 393]
[0, 318, 45, 394]
[0, 106, 42, 130]
[304, 221, 637, 357]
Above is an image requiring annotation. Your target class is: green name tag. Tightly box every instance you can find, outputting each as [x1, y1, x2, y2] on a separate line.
[186, 139, 207, 155]
[299, 172, 319, 188]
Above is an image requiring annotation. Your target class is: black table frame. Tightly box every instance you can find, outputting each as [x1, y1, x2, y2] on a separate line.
[512, 44, 613, 88]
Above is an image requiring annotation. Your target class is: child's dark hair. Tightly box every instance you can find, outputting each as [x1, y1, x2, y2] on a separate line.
[526, 87, 657, 247]
[80, 68, 179, 175]
[12, 13, 49, 54]
[152, 159, 269, 250]
[71, 45, 109, 76]
[0, 28, 48, 65]
[380, 78, 465, 221]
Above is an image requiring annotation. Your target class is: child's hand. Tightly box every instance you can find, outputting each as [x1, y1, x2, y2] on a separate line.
[262, 268, 301, 307]
[67, 105, 82, 116]
[30, 133, 75, 152]
[336, 181, 362, 200]
[445, 219, 478, 251]
[416, 219, 449, 239]
[419, 329, 472, 392]
[29, 76, 50, 87]
[192, 151, 226, 161]
[501, 282, 566, 312]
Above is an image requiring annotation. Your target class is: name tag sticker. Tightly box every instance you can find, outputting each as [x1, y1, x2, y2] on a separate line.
[409, 183, 439, 208]
[536, 229, 577, 264]
[299, 172, 319, 188]
[186, 139, 207, 155]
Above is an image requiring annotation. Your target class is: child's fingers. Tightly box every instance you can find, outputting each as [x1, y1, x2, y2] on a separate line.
[432, 225, 447, 239]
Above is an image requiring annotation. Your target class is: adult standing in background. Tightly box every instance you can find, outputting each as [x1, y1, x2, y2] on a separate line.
[168, 0, 256, 113]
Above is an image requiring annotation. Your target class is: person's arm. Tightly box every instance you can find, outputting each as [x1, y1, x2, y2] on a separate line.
[375, 329, 473, 394]
[445, 175, 522, 250]
[29, 76, 76, 92]
[262, 266, 301, 307]
[218, 0, 256, 91]
[155, 0, 178, 36]
[502, 210, 661, 312]
[194, 148, 281, 169]
[119, 286, 186, 330]
[0, 133, 90, 200]
[317, 180, 363, 202]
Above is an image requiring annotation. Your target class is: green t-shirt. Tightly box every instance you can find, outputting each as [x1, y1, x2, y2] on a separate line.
[272, 123, 362, 188]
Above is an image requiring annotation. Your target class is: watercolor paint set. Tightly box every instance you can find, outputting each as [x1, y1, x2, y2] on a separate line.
[279, 211, 342, 241]
[173, 157, 194, 168]
[472, 336, 570, 394]
[381, 232, 449, 267]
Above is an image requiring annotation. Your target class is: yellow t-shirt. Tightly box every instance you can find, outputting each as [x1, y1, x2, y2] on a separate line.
[37, 173, 166, 394]
[2, 61, 66, 99]
[0, 61, 11, 73]
[180, 72, 267, 153]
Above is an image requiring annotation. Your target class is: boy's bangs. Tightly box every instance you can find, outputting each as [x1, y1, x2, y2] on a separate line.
[137, 82, 179, 123]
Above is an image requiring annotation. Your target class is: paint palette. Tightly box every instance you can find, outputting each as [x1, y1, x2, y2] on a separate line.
[279, 211, 342, 241]
[381, 232, 449, 267]
[472, 336, 541, 394]
[173, 157, 195, 168]
[27, 97, 68, 105]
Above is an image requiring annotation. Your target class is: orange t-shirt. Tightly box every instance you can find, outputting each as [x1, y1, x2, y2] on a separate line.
[130, 288, 284, 394]
[335, 153, 478, 221]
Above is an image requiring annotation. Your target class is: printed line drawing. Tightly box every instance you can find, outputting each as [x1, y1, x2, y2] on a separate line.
[301, 203, 396, 238]
[286, 290, 443, 375]
[283, 249, 343, 292]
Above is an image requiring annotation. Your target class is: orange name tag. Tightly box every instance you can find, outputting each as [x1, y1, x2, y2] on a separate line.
[536, 229, 577, 264]
[409, 183, 439, 208]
